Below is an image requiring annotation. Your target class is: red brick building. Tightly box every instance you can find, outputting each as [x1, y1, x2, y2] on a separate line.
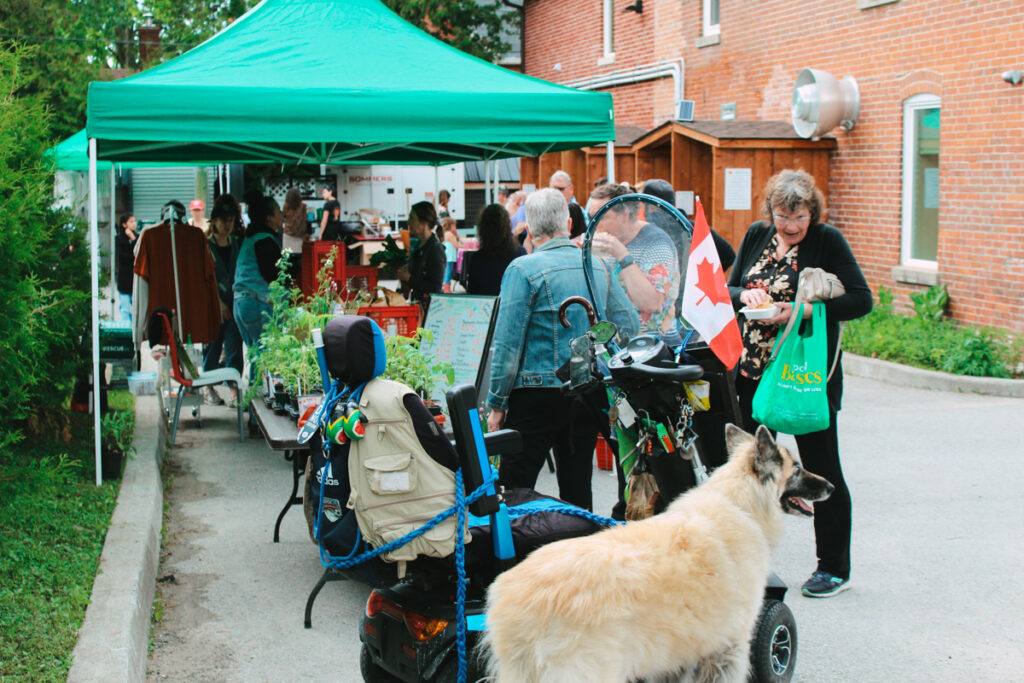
[518, 0, 1024, 333]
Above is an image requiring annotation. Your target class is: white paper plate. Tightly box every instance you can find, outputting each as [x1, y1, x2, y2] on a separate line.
[739, 304, 778, 320]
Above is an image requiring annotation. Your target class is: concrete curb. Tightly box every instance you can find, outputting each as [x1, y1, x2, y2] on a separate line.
[68, 394, 166, 683]
[843, 353, 1024, 398]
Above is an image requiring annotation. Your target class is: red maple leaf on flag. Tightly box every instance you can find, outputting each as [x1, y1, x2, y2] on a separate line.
[694, 258, 731, 306]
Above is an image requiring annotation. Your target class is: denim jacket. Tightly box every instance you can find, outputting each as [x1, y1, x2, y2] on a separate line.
[486, 237, 638, 410]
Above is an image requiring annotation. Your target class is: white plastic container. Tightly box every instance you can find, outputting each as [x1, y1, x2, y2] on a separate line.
[127, 371, 158, 396]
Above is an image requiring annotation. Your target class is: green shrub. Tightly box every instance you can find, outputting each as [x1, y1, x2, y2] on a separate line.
[0, 46, 91, 451]
[844, 286, 1023, 378]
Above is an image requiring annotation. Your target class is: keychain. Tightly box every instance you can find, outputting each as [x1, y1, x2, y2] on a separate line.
[325, 401, 366, 444]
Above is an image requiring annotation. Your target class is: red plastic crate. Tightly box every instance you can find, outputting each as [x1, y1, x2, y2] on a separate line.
[301, 242, 346, 298]
[341, 266, 379, 300]
[595, 439, 614, 470]
[357, 305, 420, 337]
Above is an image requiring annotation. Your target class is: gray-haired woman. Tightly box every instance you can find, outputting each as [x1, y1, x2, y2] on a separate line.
[727, 169, 872, 598]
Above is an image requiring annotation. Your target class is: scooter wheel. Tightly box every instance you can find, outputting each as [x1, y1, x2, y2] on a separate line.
[360, 644, 402, 682]
[748, 598, 796, 682]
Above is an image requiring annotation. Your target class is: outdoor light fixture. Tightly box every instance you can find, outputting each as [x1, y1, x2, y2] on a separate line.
[623, 0, 643, 13]
[1001, 70, 1023, 85]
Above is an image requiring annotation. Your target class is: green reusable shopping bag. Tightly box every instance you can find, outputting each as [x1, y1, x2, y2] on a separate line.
[752, 302, 830, 435]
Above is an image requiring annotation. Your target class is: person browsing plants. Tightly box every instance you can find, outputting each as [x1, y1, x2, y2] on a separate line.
[397, 201, 445, 311]
[201, 200, 244, 407]
[727, 169, 872, 598]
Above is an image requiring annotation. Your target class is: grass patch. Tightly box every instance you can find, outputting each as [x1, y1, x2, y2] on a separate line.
[844, 286, 1024, 378]
[0, 394, 134, 681]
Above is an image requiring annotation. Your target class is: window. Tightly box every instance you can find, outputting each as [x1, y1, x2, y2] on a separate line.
[599, 0, 615, 65]
[901, 94, 940, 266]
[703, 0, 720, 36]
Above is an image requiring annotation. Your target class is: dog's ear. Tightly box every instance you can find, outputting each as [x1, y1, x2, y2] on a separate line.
[724, 423, 753, 456]
[752, 425, 784, 483]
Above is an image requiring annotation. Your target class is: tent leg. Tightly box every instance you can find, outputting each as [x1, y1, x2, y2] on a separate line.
[484, 159, 490, 206]
[110, 166, 116, 318]
[606, 141, 615, 184]
[89, 139, 102, 486]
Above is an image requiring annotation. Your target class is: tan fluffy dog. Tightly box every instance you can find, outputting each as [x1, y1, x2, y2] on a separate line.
[483, 424, 833, 683]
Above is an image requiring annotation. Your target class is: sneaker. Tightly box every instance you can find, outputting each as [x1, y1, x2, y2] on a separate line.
[202, 387, 225, 406]
[801, 571, 850, 598]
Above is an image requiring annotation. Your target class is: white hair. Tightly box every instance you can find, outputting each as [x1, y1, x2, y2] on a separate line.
[549, 170, 572, 188]
[525, 188, 570, 239]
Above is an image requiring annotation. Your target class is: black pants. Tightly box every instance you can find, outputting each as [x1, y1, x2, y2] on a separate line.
[736, 374, 852, 580]
[501, 388, 600, 511]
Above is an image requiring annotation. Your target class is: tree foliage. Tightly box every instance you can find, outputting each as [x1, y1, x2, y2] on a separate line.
[383, 0, 512, 63]
[0, 46, 91, 451]
[2, 0, 513, 139]
[0, 1, 100, 139]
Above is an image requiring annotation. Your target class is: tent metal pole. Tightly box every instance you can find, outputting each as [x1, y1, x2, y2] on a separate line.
[433, 165, 438, 206]
[484, 159, 490, 206]
[109, 166, 116, 318]
[89, 139, 102, 486]
[606, 141, 615, 184]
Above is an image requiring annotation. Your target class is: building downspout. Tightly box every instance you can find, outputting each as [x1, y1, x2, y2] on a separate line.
[563, 59, 685, 110]
[563, 60, 683, 185]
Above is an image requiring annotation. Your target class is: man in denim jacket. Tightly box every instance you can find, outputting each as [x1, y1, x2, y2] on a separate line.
[486, 189, 638, 510]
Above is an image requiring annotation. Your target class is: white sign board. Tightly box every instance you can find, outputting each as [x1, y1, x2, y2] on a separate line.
[675, 191, 695, 216]
[724, 168, 752, 211]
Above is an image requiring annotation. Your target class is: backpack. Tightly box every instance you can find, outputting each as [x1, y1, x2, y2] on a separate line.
[346, 377, 471, 565]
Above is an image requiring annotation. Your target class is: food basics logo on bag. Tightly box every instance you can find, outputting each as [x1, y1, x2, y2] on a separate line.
[781, 362, 823, 386]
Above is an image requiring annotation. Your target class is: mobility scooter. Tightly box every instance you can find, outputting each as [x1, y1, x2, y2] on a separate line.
[319, 195, 799, 682]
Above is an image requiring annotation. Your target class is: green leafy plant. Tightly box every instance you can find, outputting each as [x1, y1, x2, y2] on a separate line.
[368, 235, 409, 276]
[909, 284, 949, 322]
[101, 410, 136, 458]
[250, 248, 375, 402]
[382, 328, 455, 398]
[844, 286, 1023, 378]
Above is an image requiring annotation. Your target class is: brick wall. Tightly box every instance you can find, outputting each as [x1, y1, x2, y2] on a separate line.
[522, 0, 1024, 332]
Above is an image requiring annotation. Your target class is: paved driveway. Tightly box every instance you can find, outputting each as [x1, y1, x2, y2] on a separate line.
[147, 376, 1024, 682]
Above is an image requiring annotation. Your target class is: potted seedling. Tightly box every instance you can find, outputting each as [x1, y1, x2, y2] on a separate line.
[101, 410, 136, 480]
[382, 329, 455, 423]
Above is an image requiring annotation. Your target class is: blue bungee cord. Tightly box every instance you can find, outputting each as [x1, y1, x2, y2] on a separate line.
[453, 469, 468, 683]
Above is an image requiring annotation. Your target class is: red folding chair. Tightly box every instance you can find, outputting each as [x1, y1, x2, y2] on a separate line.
[156, 310, 244, 445]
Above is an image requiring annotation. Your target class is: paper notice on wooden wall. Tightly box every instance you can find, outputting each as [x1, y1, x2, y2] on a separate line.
[724, 168, 752, 211]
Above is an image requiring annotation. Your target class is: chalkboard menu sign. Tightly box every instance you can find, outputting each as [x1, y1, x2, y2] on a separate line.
[420, 294, 499, 408]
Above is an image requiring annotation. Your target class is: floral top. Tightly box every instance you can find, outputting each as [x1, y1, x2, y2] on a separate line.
[738, 236, 798, 380]
[615, 224, 680, 335]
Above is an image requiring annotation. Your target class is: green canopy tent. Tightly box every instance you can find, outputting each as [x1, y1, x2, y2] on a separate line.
[86, 0, 614, 165]
[83, 0, 616, 483]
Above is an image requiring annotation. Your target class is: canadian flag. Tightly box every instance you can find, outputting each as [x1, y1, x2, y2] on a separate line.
[681, 198, 742, 369]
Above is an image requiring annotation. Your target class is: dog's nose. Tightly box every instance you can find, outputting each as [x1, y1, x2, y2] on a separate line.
[825, 481, 835, 496]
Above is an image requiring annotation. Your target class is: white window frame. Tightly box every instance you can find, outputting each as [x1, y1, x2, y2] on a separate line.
[900, 93, 941, 268]
[703, 0, 720, 36]
[598, 0, 615, 65]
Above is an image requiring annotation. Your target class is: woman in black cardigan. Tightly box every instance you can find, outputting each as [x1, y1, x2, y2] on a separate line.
[727, 169, 872, 598]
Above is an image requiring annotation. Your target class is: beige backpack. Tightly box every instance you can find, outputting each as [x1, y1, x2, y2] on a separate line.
[346, 378, 470, 567]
